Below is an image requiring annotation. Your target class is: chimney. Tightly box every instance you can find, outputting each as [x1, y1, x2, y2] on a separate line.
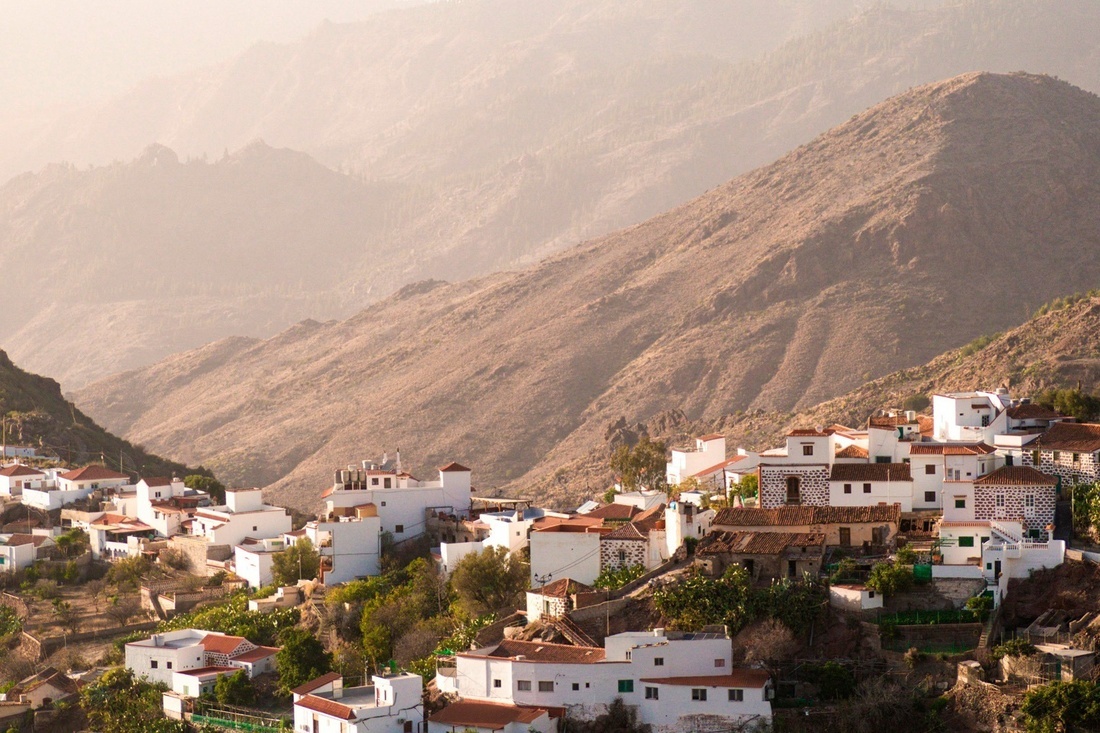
[332, 676, 344, 699]
[395, 449, 402, 473]
[383, 451, 388, 466]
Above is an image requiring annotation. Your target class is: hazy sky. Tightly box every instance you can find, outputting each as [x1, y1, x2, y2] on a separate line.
[0, 0, 415, 113]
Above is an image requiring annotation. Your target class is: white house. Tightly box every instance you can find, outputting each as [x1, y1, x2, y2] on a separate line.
[441, 630, 771, 731]
[931, 390, 1015, 443]
[525, 577, 596, 621]
[135, 477, 210, 537]
[190, 488, 292, 547]
[0, 465, 48, 497]
[233, 536, 286, 589]
[293, 671, 423, 733]
[305, 506, 383, 585]
[23, 465, 129, 511]
[667, 434, 735, 488]
[0, 534, 49, 573]
[528, 522, 607, 586]
[829, 584, 884, 613]
[907, 442, 997, 510]
[171, 666, 239, 698]
[125, 629, 279, 686]
[324, 459, 472, 544]
[1023, 421, 1100, 487]
[429, 700, 552, 733]
[829, 463, 914, 511]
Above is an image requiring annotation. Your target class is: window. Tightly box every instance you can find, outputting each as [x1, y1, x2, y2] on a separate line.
[654, 657, 664, 666]
[959, 536, 975, 548]
[728, 689, 744, 702]
[395, 524, 404, 533]
[618, 550, 626, 564]
[381, 501, 386, 506]
[924, 491, 936, 503]
[493, 679, 502, 688]
[539, 681, 554, 692]
[252, 526, 258, 532]
[955, 498, 966, 509]
[166, 662, 173, 670]
[981, 415, 989, 427]
[1026, 494, 1035, 508]
[714, 659, 726, 668]
[517, 681, 531, 691]
[986, 563, 992, 570]
[843, 483, 852, 494]
[151, 661, 159, 669]
[372, 478, 379, 486]
[995, 495, 1005, 508]
[925, 465, 936, 475]
[802, 445, 814, 456]
[384, 478, 393, 488]
[572, 683, 580, 691]
[863, 483, 871, 494]
[645, 687, 659, 700]
[1074, 453, 1081, 463]
[618, 680, 634, 693]
[692, 689, 708, 701]
[625, 651, 631, 660]
[875, 456, 890, 464]
[839, 528, 851, 547]
[1053, 451, 1061, 461]
[1032, 450, 1040, 464]
[154, 491, 161, 498]
[785, 476, 800, 505]
[868, 590, 875, 598]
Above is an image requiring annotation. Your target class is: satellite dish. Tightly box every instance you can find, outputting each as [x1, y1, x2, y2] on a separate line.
[814, 424, 824, 433]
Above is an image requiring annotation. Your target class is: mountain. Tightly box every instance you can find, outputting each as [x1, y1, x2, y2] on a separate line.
[7, 1, 1100, 386]
[0, 349, 193, 479]
[75, 72, 1100, 508]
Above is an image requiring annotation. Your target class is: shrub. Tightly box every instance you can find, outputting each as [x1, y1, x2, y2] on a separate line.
[904, 647, 926, 669]
[993, 637, 1038, 661]
[865, 562, 914, 596]
[593, 564, 645, 590]
[964, 595, 993, 620]
[895, 545, 918, 564]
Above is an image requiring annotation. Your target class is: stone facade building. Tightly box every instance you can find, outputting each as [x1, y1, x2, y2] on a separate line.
[1022, 422, 1100, 487]
[695, 530, 825, 581]
[972, 466, 1057, 534]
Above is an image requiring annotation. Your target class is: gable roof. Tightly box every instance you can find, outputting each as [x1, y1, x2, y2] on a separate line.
[529, 578, 596, 597]
[0, 465, 44, 478]
[429, 700, 546, 729]
[582, 503, 639, 521]
[835, 445, 869, 459]
[698, 530, 825, 556]
[140, 476, 173, 487]
[4, 534, 48, 547]
[296, 694, 355, 720]
[713, 504, 901, 528]
[830, 463, 912, 482]
[1033, 422, 1100, 453]
[690, 456, 746, 478]
[232, 645, 280, 663]
[908, 443, 995, 456]
[439, 462, 471, 472]
[482, 639, 605, 663]
[787, 428, 835, 437]
[291, 672, 342, 697]
[59, 465, 128, 482]
[199, 634, 248, 655]
[13, 667, 80, 697]
[1006, 403, 1063, 420]
[974, 466, 1058, 487]
[640, 670, 770, 688]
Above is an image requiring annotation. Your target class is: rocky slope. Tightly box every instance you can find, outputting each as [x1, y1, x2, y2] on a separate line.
[75, 73, 1100, 509]
[7, 1, 1100, 385]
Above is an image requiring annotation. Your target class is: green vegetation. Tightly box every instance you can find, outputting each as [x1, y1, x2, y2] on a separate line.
[958, 332, 1002, 359]
[0, 607, 20, 641]
[271, 537, 321, 585]
[875, 609, 985, 626]
[1069, 482, 1100, 539]
[964, 595, 993, 621]
[829, 558, 860, 584]
[1034, 388, 1100, 422]
[276, 628, 333, 694]
[895, 545, 918, 564]
[1020, 680, 1100, 733]
[159, 593, 298, 647]
[79, 667, 188, 733]
[593, 564, 645, 590]
[901, 394, 930, 412]
[729, 474, 758, 502]
[610, 434, 668, 493]
[865, 561, 914, 596]
[213, 669, 255, 706]
[993, 637, 1038, 661]
[450, 546, 528, 617]
[184, 474, 227, 504]
[54, 528, 89, 559]
[653, 566, 825, 634]
[1033, 290, 1098, 319]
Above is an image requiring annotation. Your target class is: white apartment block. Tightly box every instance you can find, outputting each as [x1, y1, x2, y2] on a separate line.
[190, 488, 292, 547]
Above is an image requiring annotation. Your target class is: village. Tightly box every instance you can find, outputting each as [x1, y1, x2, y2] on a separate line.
[0, 388, 1098, 732]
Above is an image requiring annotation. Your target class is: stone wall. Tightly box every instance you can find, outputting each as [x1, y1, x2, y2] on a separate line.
[1023, 450, 1099, 487]
[760, 466, 829, 509]
[973, 484, 1056, 532]
[599, 538, 646, 572]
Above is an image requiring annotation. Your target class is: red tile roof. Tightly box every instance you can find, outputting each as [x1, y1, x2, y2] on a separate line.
[908, 443, 995, 456]
[59, 465, 128, 481]
[640, 670, 771, 688]
[698, 433, 725, 442]
[4, 534, 48, 547]
[296, 694, 355, 720]
[690, 456, 746, 478]
[482, 640, 605, 663]
[439, 462, 471, 472]
[529, 578, 596, 597]
[582, 503, 639, 521]
[0, 465, 44, 478]
[429, 700, 546, 729]
[787, 428, 835, 437]
[974, 466, 1057, 487]
[603, 522, 648, 541]
[291, 672, 342, 697]
[868, 415, 918, 429]
[1034, 422, 1100, 453]
[173, 665, 239, 679]
[830, 463, 912, 482]
[1006, 404, 1063, 420]
[232, 645, 279, 662]
[834, 445, 869, 459]
[140, 477, 173, 487]
[713, 504, 901, 527]
[200, 634, 248, 655]
[698, 530, 825, 556]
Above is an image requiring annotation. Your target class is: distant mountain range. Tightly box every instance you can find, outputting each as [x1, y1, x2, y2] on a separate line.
[5, 0, 1100, 386]
[75, 72, 1100, 509]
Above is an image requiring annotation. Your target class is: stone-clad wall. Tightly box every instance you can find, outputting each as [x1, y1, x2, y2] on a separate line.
[973, 484, 1056, 532]
[760, 466, 829, 509]
[600, 538, 646, 571]
[1023, 450, 1099, 487]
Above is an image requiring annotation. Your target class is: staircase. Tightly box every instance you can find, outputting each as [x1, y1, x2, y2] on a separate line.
[547, 614, 599, 648]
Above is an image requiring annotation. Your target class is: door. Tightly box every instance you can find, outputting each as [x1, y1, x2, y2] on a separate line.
[785, 476, 801, 505]
[994, 560, 1002, 578]
[839, 528, 851, 547]
[788, 560, 797, 578]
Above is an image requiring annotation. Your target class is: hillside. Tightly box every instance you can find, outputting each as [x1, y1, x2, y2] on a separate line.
[7, 1, 1100, 386]
[0, 349, 194, 479]
[74, 73, 1100, 508]
[527, 294, 1100, 506]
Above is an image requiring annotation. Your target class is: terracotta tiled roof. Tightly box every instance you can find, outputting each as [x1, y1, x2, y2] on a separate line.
[834, 445, 869, 459]
[439, 462, 471, 472]
[974, 466, 1057, 487]
[830, 463, 911, 482]
[1006, 404, 1062, 420]
[908, 443, 995, 456]
[713, 504, 901, 527]
[917, 415, 934, 437]
[59, 465, 128, 481]
[173, 665, 239, 679]
[0, 465, 44, 477]
[698, 433, 725, 442]
[296, 694, 355, 720]
[640, 670, 771, 688]
[429, 700, 546, 729]
[232, 645, 279, 663]
[4, 534, 48, 547]
[291, 672, 342, 696]
[690, 456, 745, 478]
[787, 428, 835, 437]
[1034, 422, 1100, 453]
[482, 640, 605, 663]
[14, 667, 79, 696]
[140, 477, 173, 487]
[603, 523, 648, 541]
[200, 634, 248, 655]
[582, 503, 639, 521]
[529, 578, 596, 597]
[868, 415, 918, 429]
[698, 530, 825, 556]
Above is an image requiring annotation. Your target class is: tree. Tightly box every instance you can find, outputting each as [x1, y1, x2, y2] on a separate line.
[739, 618, 799, 677]
[86, 579, 108, 614]
[80, 667, 188, 733]
[54, 528, 89, 559]
[610, 435, 668, 493]
[450, 546, 528, 617]
[276, 627, 333, 693]
[271, 538, 321, 585]
[53, 599, 81, 635]
[1035, 388, 1100, 423]
[730, 474, 758, 502]
[105, 596, 142, 627]
[214, 670, 255, 706]
[1020, 680, 1100, 733]
[184, 474, 226, 505]
[865, 562, 914, 596]
[106, 556, 152, 589]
